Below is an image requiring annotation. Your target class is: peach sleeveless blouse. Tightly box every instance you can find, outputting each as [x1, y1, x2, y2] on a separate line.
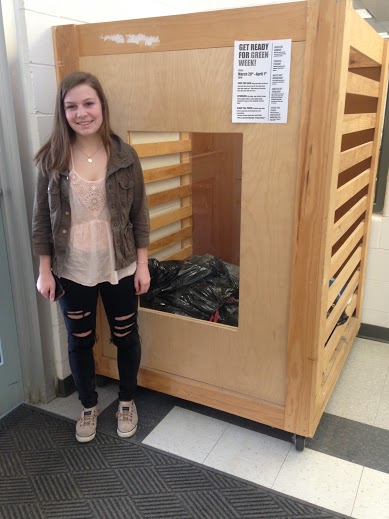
[61, 154, 136, 286]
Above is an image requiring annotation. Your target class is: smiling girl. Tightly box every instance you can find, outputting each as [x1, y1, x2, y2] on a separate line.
[32, 71, 150, 443]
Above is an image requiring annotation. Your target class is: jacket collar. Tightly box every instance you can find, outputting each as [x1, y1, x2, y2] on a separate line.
[106, 134, 134, 176]
[58, 134, 134, 178]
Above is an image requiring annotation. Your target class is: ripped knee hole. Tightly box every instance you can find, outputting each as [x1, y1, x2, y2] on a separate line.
[113, 312, 136, 337]
[67, 310, 92, 320]
[72, 330, 93, 338]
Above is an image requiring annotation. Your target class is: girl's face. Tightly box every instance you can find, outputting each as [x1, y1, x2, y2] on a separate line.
[63, 84, 103, 138]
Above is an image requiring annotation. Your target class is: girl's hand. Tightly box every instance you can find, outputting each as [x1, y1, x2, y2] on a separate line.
[36, 271, 56, 301]
[134, 263, 150, 295]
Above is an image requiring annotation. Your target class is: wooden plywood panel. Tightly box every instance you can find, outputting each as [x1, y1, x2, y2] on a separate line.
[191, 133, 242, 266]
[81, 41, 305, 405]
[76, 2, 307, 57]
[137, 366, 285, 428]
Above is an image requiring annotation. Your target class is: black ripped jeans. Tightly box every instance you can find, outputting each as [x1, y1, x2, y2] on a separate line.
[58, 275, 141, 409]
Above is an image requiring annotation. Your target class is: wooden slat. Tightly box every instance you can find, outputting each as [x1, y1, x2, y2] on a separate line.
[314, 2, 357, 413]
[149, 226, 192, 254]
[349, 48, 380, 69]
[330, 221, 364, 278]
[324, 296, 358, 367]
[344, 93, 378, 114]
[313, 313, 358, 435]
[355, 40, 389, 319]
[163, 245, 193, 261]
[335, 169, 370, 209]
[327, 246, 362, 310]
[148, 185, 192, 207]
[180, 132, 192, 250]
[346, 71, 380, 97]
[339, 141, 373, 172]
[76, 2, 307, 57]
[52, 25, 79, 83]
[349, 67, 381, 81]
[143, 163, 191, 184]
[342, 113, 376, 134]
[150, 206, 193, 231]
[132, 140, 191, 158]
[332, 195, 367, 245]
[325, 270, 359, 340]
[349, 9, 384, 67]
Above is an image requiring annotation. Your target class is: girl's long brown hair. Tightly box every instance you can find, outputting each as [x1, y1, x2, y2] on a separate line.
[34, 71, 113, 175]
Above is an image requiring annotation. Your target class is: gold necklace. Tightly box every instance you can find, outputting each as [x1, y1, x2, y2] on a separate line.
[76, 143, 104, 163]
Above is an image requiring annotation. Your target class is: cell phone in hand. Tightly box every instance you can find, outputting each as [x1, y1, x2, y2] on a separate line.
[53, 273, 65, 301]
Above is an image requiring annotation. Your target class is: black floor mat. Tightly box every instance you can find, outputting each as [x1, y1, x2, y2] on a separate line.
[0, 405, 350, 519]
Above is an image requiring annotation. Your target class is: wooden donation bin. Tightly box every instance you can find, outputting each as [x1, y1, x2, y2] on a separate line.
[53, 0, 389, 447]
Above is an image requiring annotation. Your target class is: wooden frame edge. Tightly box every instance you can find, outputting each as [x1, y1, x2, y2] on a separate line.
[349, 8, 384, 67]
[137, 367, 285, 429]
[312, 316, 360, 433]
[284, 0, 351, 438]
[355, 40, 389, 318]
[76, 2, 307, 57]
[52, 24, 80, 83]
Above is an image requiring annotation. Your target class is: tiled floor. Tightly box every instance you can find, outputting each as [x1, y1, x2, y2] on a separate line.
[33, 337, 389, 519]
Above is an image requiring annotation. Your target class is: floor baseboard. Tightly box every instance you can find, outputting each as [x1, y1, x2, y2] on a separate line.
[358, 323, 389, 344]
[56, 374, 75, 397]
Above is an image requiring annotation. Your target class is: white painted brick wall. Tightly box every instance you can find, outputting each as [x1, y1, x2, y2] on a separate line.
[31, 65, 57, 113]
[362, 211, 389, 327]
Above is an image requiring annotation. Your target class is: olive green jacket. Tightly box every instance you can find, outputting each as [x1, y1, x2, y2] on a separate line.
[32, 135, 150, 275]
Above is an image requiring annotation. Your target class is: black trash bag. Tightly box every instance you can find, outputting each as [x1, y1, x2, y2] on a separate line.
[217, 294, 239, 327]
[175, 254, 225, 288]
[147, 258, 182, 294]
[141, 254, 239, 326]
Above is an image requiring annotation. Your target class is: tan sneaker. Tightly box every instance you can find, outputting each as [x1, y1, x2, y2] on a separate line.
[116, 401, 138, 438]
[76, 407, 98, 443]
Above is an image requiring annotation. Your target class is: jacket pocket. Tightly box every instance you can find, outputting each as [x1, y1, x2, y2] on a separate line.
[123, 223, 135, 258]
[48, 181, 60, 212]
[117, 176, 134, 207]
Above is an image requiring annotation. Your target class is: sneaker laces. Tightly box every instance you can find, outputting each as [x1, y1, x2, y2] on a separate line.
[117, 403, 133, 422]
[79, 409, 96, 428]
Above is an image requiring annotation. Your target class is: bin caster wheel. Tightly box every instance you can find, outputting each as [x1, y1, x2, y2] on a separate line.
[96, 375, 109, 387]
[295, 434, 306, 452]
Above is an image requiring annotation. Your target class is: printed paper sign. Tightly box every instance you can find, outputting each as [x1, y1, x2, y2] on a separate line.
[232, 40, 292, 123]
